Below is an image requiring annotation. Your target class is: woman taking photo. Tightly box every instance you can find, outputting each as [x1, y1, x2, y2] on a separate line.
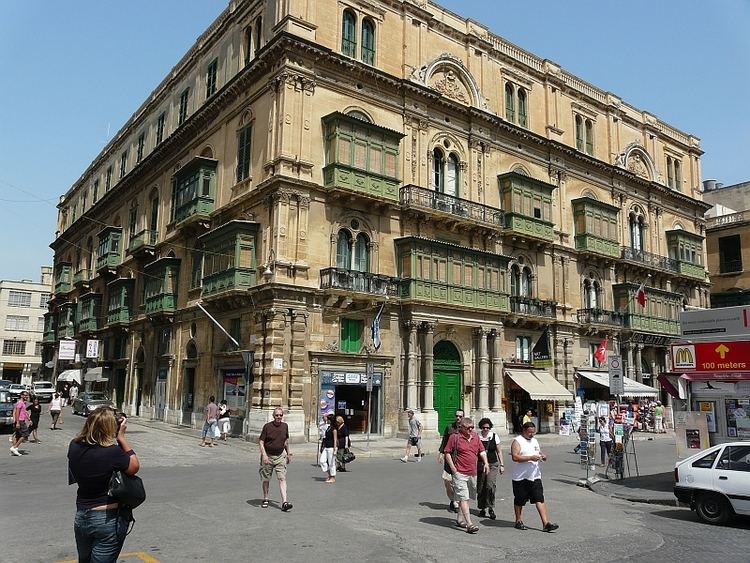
[68, 408, 140, 562]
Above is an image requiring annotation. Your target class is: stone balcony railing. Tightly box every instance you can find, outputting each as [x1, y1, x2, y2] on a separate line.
[706, 211, 747, 229]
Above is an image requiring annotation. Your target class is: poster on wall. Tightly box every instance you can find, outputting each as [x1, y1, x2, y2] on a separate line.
[674, 411, 710, 459]
[699, 402, 716, 433]
[319, 386, 335, 418]
[223, 374, 246, 412]
[726, 398, 750, 440]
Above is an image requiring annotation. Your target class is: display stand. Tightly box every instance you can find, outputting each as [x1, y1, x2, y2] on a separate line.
[605, 427, 639, 480]
[580, 415, 597, 479]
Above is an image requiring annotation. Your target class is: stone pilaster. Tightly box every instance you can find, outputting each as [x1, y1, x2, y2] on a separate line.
[421, 322, 435, 411]
[405, 321, 418, 410]
[475, 327, 490, 410]
[635, 344, 644, 383]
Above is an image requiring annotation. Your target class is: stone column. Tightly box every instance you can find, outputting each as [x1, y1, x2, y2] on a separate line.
[422, 322, 435, 412]
[405, 321, 418, 410]
[635, 344, 644, 383]
[626, 342, 635, 379]
[475, 327, 490, 410]
[491, 324, 504, 412]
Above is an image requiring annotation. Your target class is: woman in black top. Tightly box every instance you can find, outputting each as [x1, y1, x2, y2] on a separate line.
[68, 408, 140, 562]
[476, 417, 505, 520]
[27, 397, 42, 443]
[320, 413, 338, 483]
[334, 416, 351, 472]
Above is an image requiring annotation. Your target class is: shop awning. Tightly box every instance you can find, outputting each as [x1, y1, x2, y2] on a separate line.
[657, 373, 681, 399]
[577, 370, 658, 398]
[57, 369, 81, 383]
[679, 372, 750, 381]
[83, 367, 108, 382]
[506, 369, 573, 401]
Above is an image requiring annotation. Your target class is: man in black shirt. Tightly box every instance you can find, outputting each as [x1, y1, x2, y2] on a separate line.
[437, 409, 464, 512]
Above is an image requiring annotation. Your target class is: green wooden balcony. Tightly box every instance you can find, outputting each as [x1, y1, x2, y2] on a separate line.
[145, 291, 177, 315]
[43, 314, 56, 343]
[621, 314, 680, 335]
[144, 257, 179, 317]
[107, 305, 131, 326]
[56, 304, 76, 339]
[172, 156, 217, 226]
[73, 269, 91, 287]
[77, 294, 102, 333]
[574, 233, 620, 259]
[400, 279, 510, 312]
[128, 229, 158, 255]
[175, 195, 214, 224]
[96, 226, 122, 273]
[323, 163, 400, 202]
[613, 283, 681, 336]
[676, 261, 705, 280]
[199, 220, 259, 298]
[504, 212, 554, 242]
[54, 263, 72, 295]
[202, 267, 257, 297]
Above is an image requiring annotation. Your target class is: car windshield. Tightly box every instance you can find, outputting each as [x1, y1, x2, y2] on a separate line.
[35, 382, 53, 388]
[85, 393, 109, 401]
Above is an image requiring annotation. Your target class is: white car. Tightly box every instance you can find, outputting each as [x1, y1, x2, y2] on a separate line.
[32, 381, 55, 403]
[674, 441, 750, 524]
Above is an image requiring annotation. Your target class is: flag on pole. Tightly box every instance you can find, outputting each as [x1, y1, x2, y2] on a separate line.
[371, 303, 385, 351]
[635, 282, 647, 308]
[532, 326, 552, 368]
[593, 336, 608, 364]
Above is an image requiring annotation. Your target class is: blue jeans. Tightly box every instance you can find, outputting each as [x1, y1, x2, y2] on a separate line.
[202, 419, 217, 440]
[74, 507, 132, 563]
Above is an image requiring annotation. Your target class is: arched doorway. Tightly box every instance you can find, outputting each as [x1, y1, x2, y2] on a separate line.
[433, 340, 461, 430]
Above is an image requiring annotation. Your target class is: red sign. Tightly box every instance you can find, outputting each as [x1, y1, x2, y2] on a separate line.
[672, 341, 750, 372]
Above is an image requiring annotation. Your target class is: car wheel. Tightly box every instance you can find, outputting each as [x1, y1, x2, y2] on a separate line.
[695, 492, 732, 525]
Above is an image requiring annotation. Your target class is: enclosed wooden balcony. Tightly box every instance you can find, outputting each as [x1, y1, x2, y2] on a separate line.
[128, 229, 158, 258]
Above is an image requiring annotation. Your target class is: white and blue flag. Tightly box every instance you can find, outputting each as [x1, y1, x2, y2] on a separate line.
[371, 302, 385, 351]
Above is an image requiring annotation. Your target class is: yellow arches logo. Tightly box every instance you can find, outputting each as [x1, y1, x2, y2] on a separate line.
[673, 345, 696, 369]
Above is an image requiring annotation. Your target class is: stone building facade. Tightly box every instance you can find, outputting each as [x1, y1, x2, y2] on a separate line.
[44, 0, 709, 440]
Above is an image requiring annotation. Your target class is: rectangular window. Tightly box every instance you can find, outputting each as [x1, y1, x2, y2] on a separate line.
[119, 151, 128, 179]
[340, 318, 364, 353]
[39, 293, 51, 308]
[206, 59, 218, 98]
[5, 315, 30, 330]
[8, 290, 32, 308]
[128, 206, 138, 243]
[191, 252, 203, 288]
[37, 317, 44, 331]
[229, 318, 241, 345]
[589, 343, 602, 368]
[244, 26, 253, 65]
[137, 133, 145, 163]
[81, 189, 88, 212]
[719, 235, 743, 273]
[156, 112, 166, 144]
[515, 336, 530, 362]
[105, 166, 113, 191]
[178, 89, 190, 125]
[34, 341, 43, 356]
[92, 179, 99, 203]
[236, 125, 252, 182]
[3, 340, 26, 355]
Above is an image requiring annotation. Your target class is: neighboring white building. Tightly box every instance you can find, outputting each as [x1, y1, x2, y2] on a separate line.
[0, 266, 53, 384]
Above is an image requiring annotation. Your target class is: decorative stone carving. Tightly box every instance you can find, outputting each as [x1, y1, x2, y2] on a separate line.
[627, 153, 649, 179]
[431, 69, 469, 104]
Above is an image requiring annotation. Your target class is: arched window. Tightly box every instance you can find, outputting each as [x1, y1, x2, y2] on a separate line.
[585, 119, 593, 154]
[629, 213, 645, 251]
[150, 194, 159, 234]
[342, 10, 357, 57]
[575, 115, 584, 152]
[354, 233, 369, 272]
[433, 148, 444, 191]
[583, 278, 601, 309]
[361, 18, 375, 65]
[336, 230, 351, 269]
[674, 159, 681, 191]
[510, 265, 532, 298]
[446, 154, 459, 197]
[335, 228, 370, 274]
[433, 148, 460, 196]
[505, 83, 515, 123]
[517, 88, 527, 127]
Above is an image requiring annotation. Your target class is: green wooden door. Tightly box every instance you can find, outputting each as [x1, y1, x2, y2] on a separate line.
[433, 341, 461, 431]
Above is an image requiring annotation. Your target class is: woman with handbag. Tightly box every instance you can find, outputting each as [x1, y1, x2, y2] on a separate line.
[319, 413, 338, 483]
[218, 400, 232, 441]
[67, 407, 140, 562]
[334, 416, 351, 472]
[476, 417, 504, 520]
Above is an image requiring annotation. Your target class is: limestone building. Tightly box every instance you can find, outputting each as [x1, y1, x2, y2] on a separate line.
[1, 267, 53, 384]
[45, 0, 709, 440]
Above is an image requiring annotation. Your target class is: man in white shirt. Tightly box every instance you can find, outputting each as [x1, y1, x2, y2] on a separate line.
[401, 409, 422, 462]
[510, 422, 558, 532]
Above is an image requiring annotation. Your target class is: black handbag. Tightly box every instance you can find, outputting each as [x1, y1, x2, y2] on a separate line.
[108, 470, 146, 508]
[342, 449, 356, 464]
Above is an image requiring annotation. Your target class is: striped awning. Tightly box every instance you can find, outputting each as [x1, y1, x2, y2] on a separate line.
[506, 369, 573, 401]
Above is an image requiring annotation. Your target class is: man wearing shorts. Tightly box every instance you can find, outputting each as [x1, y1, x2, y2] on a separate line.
[10, 391, 31, 456]
[401, 409, 422, 462]
[437, 409, 464, 512]
[510, 422, 558, 532]
[444, 417, 489, 534]
[259, 407, 293, 512]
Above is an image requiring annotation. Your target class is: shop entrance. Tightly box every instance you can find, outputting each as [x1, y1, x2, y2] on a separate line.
[335, 385, 380, 434]
[182, 367, 195, 426]
[434, 341, 461, 431]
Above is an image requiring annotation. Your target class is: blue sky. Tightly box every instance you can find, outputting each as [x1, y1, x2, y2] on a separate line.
[1, 0, 748, 281]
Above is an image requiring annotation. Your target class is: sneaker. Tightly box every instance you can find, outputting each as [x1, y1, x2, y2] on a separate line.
[543, 522, 559, 533]
[478, 509, 487, 518]
[400, 456, 408, 463]
[514, 521, 527, 530]
[488, 508, 496, 520]
[9, 447, 20, 456]
[416, 456, 422, 463]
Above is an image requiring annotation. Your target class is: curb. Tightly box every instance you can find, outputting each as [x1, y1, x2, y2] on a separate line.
[585, 480, 682, 507]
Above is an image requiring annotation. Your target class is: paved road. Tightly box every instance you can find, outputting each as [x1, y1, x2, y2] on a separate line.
[1, 410, 748, 562]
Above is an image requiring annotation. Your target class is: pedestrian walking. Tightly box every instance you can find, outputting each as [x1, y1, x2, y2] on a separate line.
[10, 390, 31, 456]
[200, 396, 218, 447]
[334, 416, 351, 472]
[67, 408, 140, 562]
[476, 418, 504, 519]
[654, 401, 665, 433]
[510, 422, 558, 532]
[319, 413, 338, 483]
[437, 409, 464, 513]
[522, 409, 533, 426]
[402, 409, 423, 463]
[258, 407, 293, 511]
[218, 400, 231, 441]
[49, 393, 63, 430]
[598, 416, 613, 466]
[27, 397, 42, 443]
[61, 383, 70, 407]
[69, 382, 79, 404]
[444, 417, 489, 534]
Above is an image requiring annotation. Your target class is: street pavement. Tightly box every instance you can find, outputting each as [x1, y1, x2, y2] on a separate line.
[1, 409, 748, 563]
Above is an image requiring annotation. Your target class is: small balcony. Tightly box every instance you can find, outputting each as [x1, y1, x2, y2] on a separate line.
[509, 296, 557, 318]
[43, 313, 56, 343]
[400, 185, 504, 232]
[144, 256, 180, 318]
[577, 308, 623, 327]
[128, 229, 158, 257]
[73, 269, 91, 289]
[620, 247, 677, 273]
[56, 304, 76, 339]
[54, 263, 72, 295]
[96, 226, 122, 275]
[320, 268, 399, 296]
[400, 279, 510, 312]
[621, 314, 680, 336]
[107, 305, 131, 327]
[504, 213, 554, 242]
[574, 234, 620, 259]
[145, 292, 177, 316]
[106, 278, 135, 327]
[202, 267, 257, 297]
[675, 260, 706, 280]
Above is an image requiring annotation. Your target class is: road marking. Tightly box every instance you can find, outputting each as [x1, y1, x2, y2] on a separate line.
[57, 551, 159, 563]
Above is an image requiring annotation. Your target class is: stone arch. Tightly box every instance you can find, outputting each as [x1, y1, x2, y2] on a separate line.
[672, 221, 684, 230]
[416, 54, 487, 109]
[239, 107, 254, 127]
[581, 188, 598, 200]
[343, 106, 373, 123]
[618, 143, 656, 182]
[185, 339, 198, 359]
[135, 345, 146, 364]
[428, 132, 467, 162]
[200, 146, 214, 159]
[330, 214, 376, 270]
[510, 163, 531, 177]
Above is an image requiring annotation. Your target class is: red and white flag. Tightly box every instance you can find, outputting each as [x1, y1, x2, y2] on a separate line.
[594, 336, 608, 364]
[635, 282, 646, 308]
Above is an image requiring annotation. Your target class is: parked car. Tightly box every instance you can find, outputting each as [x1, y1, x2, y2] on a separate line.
[7, 383, 30, 401]
[0, 390, 14, 429]
[31, 381, 55, 403]
[674, 441, 750, 524]
[0, 379, 13, 390]
[71, 392, 114, 416]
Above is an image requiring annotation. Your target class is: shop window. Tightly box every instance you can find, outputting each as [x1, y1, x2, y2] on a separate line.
[340, 318, 364, 353]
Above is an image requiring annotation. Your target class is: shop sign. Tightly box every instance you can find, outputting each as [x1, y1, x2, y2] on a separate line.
[671, 340, 750, 372]
[608, 355, 624, 395]
[59, 340, 76, 360]
[629, 333, 673, 346]
[320, 371, 383, 386]
[680, 305, 750, 339]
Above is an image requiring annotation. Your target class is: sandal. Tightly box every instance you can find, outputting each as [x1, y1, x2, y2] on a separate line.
[261, 499, 270, 508]
[281, 502, 293, 512]
[466, 524, 479, 534]
[454, 521, 467, 529]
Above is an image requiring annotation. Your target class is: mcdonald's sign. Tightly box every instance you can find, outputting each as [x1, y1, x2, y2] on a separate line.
[672, 341, 750, 372]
